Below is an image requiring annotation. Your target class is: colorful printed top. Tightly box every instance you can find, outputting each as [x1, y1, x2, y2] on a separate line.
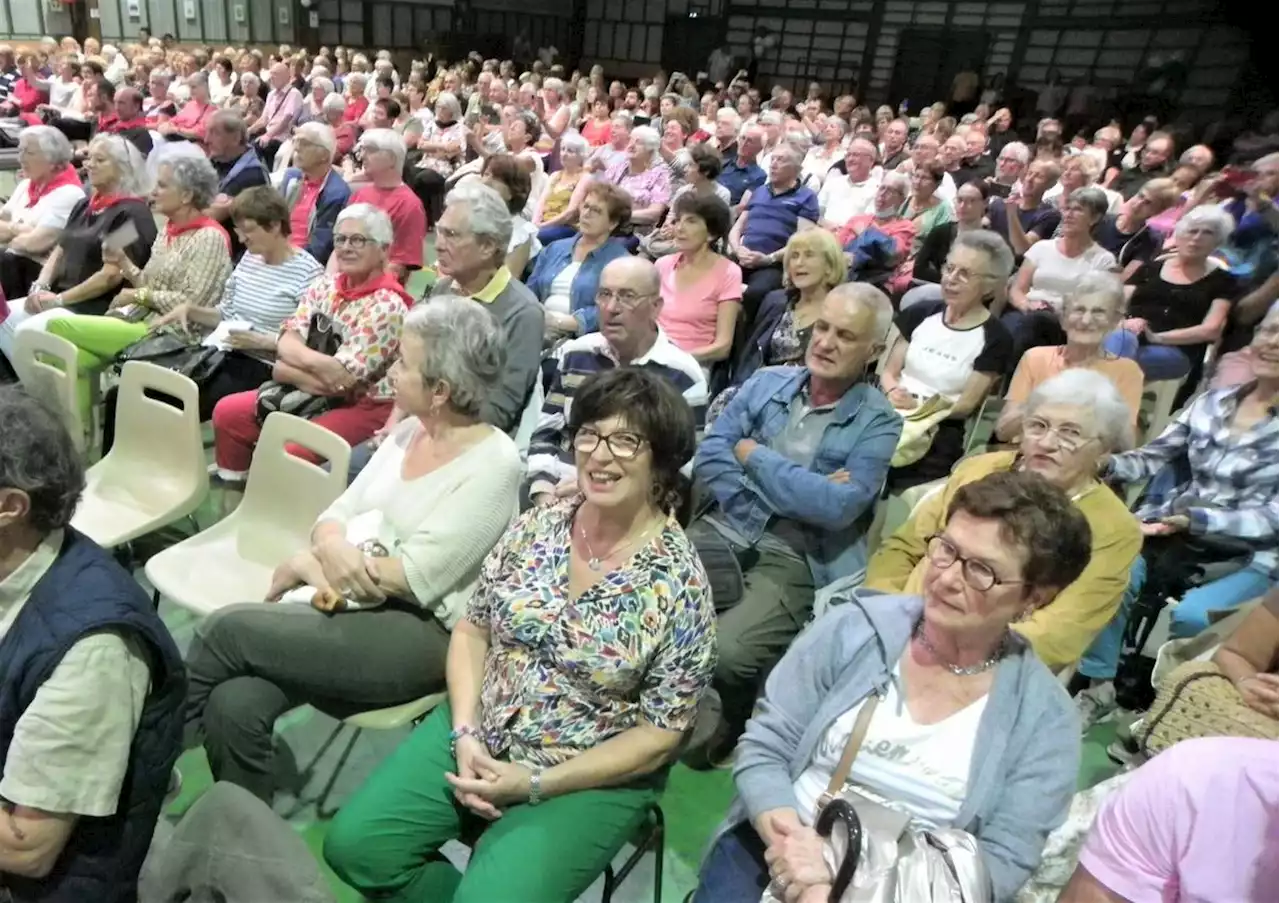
[604, 157, 673, 211]
[467, 500, 717, 769]
[280, 275, 406, 402]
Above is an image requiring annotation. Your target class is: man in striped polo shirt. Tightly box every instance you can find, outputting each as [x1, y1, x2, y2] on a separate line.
[525, 257, 707, 508]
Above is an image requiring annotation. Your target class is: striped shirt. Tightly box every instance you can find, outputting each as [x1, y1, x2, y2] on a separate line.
[526, 329, 708, 495]
[217, 249, 323, 337]
[1107, 382, 1278, 578]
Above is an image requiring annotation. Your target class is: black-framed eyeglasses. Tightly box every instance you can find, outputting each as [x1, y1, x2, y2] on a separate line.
[926, 534, 1023, 592]
[572, 427, 646, 460]
[332, 234, 372, 249]
[1022, 417, 1095, 452]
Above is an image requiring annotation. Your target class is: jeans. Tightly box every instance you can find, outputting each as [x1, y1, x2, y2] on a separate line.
[1102, 329, 1192, 381]
[692, 822, 771, 903]
[1077, 556, 1147, 680]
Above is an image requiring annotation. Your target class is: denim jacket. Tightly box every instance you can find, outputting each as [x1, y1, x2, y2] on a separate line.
[693, 366, 902, 587]
[524, 234, 631, 334]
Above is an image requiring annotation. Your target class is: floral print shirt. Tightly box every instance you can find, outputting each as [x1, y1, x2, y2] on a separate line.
[604, 157, 673, 211]
[281, 275, 406, 401]
[467, 500, 717, 769]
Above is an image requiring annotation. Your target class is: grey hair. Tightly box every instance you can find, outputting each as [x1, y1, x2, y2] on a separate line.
[611, 110, 634, 127]
[404, 295, 507, 419]
[294, 120, 336, 157]
[0, 387, 85, 532]
[434, 90, 462, 121]
[630, 125, 660, 154]
[771, 142, 803, 165]
[1063, 271, 1125, 319]
[952, 229, 1016, 282]
[716, 107, 741, 129]
[187, 70, 209, 91]
[1174, 205, 1235, 246]
[322, 92, 347, 115]
[1000, 141, 1031, 164]
[87, 134, 150, 195]
[543, 77, 566, 99]
[559, 131, 589, 157]
[759, 110, 783, 126]
[1067, 186, 1109, 219]
[208, 109, 247, 143]
[347, 71, 368, 90]
[239, 71, 259, 88]
[310, 75, 334, 95]
[827, 282, 895, 345]
[358, 127, 407, 171]
[880, 171, 911, 197]
[334, 202, 394, 248]
[1025, 368, 1135, 452]
[445, 181, 513, 263]
[159, 151, 219, 209]
[18, 126, 73, 167]
[1255, 152, 1279, 171]
[1067, 152, 1102, 183]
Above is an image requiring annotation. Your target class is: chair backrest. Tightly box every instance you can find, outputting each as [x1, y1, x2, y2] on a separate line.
[11, 329, 85, 452]
[102, 361, 207, 495]
[1140, 378, 1185, 445]
[513, 377, 544, 458]
[228, 413, 352, 564]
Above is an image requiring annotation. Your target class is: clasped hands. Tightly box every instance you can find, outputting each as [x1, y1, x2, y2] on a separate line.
[265, 536, 386, 612]
[446, 734, 535, 821]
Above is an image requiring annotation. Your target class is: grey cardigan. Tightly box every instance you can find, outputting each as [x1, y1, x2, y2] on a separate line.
[718, 589, 1080, 902]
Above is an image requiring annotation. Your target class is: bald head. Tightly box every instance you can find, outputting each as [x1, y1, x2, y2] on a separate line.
[597, 256, 662, 357]
[115, 87, 143, 117]
[269, 61, 289, 89]
[1181, 144, 1214, 174]
[601, 255, 660, 298]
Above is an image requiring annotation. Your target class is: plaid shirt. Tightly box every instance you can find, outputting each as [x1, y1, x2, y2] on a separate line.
[1108, 382, 1278, 577]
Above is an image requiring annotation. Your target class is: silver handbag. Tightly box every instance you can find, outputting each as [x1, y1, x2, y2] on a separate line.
[763, 694, 992, 903]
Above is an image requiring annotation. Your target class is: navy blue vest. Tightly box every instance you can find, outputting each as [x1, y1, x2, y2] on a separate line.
[0, 529, 185, 902]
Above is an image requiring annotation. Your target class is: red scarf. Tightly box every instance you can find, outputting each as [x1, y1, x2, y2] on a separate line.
[333, 271, 414, 307]
[88, 193, 143, 214]
[27, 164, 82, 206]
[164, 215, 231, 252]
[107, 115, 148, 133]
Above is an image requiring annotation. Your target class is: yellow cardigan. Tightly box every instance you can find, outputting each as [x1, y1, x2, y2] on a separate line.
[864, 451, 1142, 671]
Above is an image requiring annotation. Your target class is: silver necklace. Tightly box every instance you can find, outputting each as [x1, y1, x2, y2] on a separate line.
[913, 621, 1006, 677]
[578, 516, 663, 571]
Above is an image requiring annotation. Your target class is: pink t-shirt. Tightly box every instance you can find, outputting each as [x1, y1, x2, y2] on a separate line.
[656, 253, 743, 353]
[1079, 737, 1279, 903]
[351, 184, 427, 270]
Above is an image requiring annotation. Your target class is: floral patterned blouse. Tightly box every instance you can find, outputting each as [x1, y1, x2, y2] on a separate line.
[415, 119, 468, 178]
[466, 501, 717, 769]
[281, 275, 406, 402]
[604, 157, 673, 211]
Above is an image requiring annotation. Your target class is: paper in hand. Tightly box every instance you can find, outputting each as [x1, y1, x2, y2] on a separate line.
[102, 219, 140, 251]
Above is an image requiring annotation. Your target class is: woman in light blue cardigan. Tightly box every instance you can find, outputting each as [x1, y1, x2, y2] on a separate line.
[693, 470, 1089, 903]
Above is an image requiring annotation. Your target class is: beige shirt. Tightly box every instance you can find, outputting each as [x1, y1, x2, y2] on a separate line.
[0, 530, 152, 818]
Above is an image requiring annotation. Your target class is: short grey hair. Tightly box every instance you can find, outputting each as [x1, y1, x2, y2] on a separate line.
[543, 77, 566, 99]
[334, 202, 394, 248]
[630, 125, 660, 155]
[404, 295, 507, 418]
[87, 134, 150, 196]
[295, 120, 336, 157]
[1067, 186, 1109, 219]
[827, 282, 895, 345]
[310, 75, 334, 95]
[322, 92, 347, 115]
[1063, 271, 1125, 319]
[347, 72, 368, 90]
[18, 126, 73, 167]
[1254, 152, 1279, 172]
[445, 181, 513, 263]
[1174, 205, 1235, 246]
[953, 229, 1016, 282]
[716, 108, 741, 129]
[1025, 368, 1135, 452]
[160, 151, 219, 209]
[187, 70, 209, 91]
[434, 90, 462, 121]
[880, 171, 911, 197]
[559, 132, 589, 157]
[1000, 141, 1031, 164]
[208, 109, 247, 143]
[0, 386, 85, 532]
[1066, 152, 1102, 183]
[358, 127, 406, 171]
[611, 110, 634, 128]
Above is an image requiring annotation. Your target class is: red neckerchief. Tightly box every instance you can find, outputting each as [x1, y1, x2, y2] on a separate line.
[88, 193, 143, 214]
[27, 164, 82, 205]
[164, 215, 231, 252]
[333, 271, 414, 307]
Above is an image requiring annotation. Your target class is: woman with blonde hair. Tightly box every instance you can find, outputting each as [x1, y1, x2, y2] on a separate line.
[1045, 153, 1122, 215]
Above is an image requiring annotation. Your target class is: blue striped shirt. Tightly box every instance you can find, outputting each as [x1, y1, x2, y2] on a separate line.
[217, 249, 324, 336]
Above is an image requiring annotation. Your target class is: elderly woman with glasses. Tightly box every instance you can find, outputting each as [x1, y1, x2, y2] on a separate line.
[871, 367, 1142, 672]
[186, 294, 524, 803]
[209, 204, 409, 482]
[694, 469, 1090, 903]
[0, 127, 85, 304]
[324, 367, 715, 902]
[996, 272, 1144, 443]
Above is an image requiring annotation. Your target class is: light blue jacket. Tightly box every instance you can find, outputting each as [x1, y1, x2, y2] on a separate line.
[693, 366, 901, 588]
[719, 589, 1081, 901]
[524, 234, 631, 334]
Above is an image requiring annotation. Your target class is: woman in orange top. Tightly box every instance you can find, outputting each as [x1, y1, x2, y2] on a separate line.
[996, 270, 1144, 442]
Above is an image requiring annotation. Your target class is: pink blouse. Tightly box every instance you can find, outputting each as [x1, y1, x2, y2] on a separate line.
[656, 253, 743, 353]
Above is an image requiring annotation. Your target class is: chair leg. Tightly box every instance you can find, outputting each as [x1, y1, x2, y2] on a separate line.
[601, 864, 616, 903]
[285, 720, 353, 819]
[651, 805, 665, 903]
[314, 726, 363, 820]
[152, 588, 161, 610]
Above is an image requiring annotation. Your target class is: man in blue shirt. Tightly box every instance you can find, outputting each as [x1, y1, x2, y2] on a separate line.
[717, 123, 767, 206]
[727, 143, 820, 319]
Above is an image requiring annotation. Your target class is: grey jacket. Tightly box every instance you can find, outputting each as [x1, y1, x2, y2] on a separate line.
[719, 589, 1080, 901]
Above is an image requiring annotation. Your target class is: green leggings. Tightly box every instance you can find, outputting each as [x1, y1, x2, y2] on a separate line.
[323, 705, 659, 903]
[45, 314, 148, 422]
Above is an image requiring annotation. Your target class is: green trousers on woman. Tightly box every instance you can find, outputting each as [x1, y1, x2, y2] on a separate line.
[323, 704, 659, 903]
[45, 314, 148, 422]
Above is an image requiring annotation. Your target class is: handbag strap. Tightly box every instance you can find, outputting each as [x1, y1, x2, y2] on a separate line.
[819, 692, 881, 808]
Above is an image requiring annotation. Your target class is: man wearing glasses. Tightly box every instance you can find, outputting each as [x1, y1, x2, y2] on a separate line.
[526, 256, 707, 509]
[684, 283, 902, 768]
[866, 367, 1142, 675]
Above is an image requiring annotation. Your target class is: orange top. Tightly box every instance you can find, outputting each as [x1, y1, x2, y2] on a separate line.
[1006, 346, 1145, 425]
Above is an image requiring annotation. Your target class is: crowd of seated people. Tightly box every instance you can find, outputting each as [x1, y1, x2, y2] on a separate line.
[0, 34, 1275, 901]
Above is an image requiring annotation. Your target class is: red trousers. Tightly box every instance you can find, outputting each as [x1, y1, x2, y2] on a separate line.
[212, 390, 392, 473]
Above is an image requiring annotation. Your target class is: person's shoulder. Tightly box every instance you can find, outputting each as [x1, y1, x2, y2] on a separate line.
[952, 449, 1017, 483]
[980, 312, 1014, 342]
[473, 426, 524, 474]
[499, 275, 541, 309]
[559, 330, 611, 359]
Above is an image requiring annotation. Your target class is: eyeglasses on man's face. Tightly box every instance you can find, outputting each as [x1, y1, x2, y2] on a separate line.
[572, 427, 646, 460]
[595, 288, 653, 309]
[926, 534, 1022, 593]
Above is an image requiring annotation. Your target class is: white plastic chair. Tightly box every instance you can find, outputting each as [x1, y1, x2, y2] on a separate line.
[71, 362, 207, 548]
[513, 377, 545, 459]
[10, 329, 86, 453]
[145, 412, 351, 616]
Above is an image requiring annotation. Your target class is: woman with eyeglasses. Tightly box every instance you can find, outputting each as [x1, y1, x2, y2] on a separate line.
[324, 367, 716, 902]
[693, 469, 1090, 903]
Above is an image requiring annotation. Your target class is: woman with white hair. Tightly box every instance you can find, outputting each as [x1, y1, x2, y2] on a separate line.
[0, 128, 85, 304]
[342, 71, 370, 122]
[188, 293, 523, 804]
[801, 115, 847, 188]
[996, 271, 1144, 442]
[532, 131, 589, 235]
[601, 124, 671, 230]
[408, 90, 467, 225]
[540, 76, 571, 141]
[321, 92, 357, 160]
[869, 366, 1143, 673]
[0, 135, 156, 361]
[298, 74, 334, 125]
[229, 72, 264, 121]
[1104, 205, 1239, 383]
[210, 203, 411, 482]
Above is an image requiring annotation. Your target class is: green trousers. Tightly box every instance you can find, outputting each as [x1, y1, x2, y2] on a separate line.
[323, 705, 659, 903]
[45, 314, 148, 421]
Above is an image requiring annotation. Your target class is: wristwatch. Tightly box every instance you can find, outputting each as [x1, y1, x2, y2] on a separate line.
[528, 769, 544, 806]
